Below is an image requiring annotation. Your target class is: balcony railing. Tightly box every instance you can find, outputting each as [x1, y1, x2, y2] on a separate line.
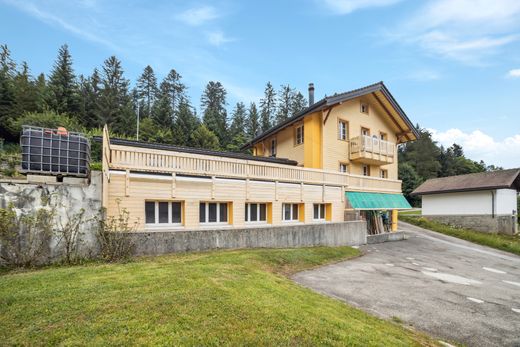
[350, 135, 395, 165]
[101, 126, 402, 201]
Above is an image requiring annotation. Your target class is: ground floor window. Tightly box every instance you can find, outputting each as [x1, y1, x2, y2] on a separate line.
[313, 204, 326, 221]
[282, 203, 300, 221]
[245, 203, 267, 222]
[145, 201, 182, 225]
[200, 202, 229, 224]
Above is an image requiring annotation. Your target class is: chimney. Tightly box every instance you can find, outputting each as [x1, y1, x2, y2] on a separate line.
[308, 83, 314, 106]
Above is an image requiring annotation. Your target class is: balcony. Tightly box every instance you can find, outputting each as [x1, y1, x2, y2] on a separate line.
[350, 135, 395, 165]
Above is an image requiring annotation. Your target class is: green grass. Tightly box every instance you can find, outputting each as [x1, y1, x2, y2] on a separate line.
[399, 210, 421, 216]
[400, 215, 520, 256]
[0, 247, 437, 346]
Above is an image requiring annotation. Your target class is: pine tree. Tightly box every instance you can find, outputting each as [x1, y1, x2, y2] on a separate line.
[190, 124, 220, 150]
[290, 91, 307, 116]
[12, 62, 40, 116]
[275, 84, 293, 124]
[34, 73, 48, 113]
[246, 102, 259, 140]
[152, 82, 174, 129]
[172, 98, 200, 146]
[161, 69, 186, 114]
[201, 81, 227, 147]
[47, 44, 79, 116]
[98, 56, 135, 135]
[0, 45, 16, 140]
[78, 69, 101, 127]
[227, 102, 247, 151]
[136, 65, 158, 118]
[259, 82, 276, 132]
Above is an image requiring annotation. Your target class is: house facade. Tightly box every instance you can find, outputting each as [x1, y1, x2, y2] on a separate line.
[101, 82, 417, 233]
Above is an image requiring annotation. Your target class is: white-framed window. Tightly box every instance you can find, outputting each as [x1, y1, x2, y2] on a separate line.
[145, 201, 182, 225]
[360, 102, 369, 114]
[361, 127, 370, 136]
[270, 138, 277, 157]
[338, 120, 348, 140]
[339, 163, 348, 173]
[363, 165, 370, 176]
[380, 132, 387, 141]
[199, 202, 229, 224]
[282, 203, 300, 221]
[245, 203, 268, 223]
[313, 204, 326, 221]
[380, 169, 388, 178]
[295, 125, 304, 145]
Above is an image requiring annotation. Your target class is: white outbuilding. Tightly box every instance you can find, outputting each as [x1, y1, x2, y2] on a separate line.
[412, 169, 519, 235]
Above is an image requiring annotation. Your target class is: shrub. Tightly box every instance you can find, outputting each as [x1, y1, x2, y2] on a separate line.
[0, 203, 54, 267]
[96, 203, 137, 262]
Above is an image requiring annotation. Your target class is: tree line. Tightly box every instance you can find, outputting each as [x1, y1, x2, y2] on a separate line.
[398, 128, 502, 205]
[0, 44, 308, 151]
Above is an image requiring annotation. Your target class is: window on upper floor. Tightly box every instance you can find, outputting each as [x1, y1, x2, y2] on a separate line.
[145, 201, 182, 225]
[295, 125, 304, 145]
[339, 163, 348, 173]
[360, 102, 369, 114]
[380, 169, 388, 179]
[338, 120, 348, 141]
[363, 165, 370, 176]
[380, 132, 387, 141]
[270, 138, 277, 157]
[361, 127, 370, 136]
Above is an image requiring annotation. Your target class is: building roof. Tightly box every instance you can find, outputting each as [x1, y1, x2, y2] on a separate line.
[411, 169, 520, 195]
[241, 81, 419, 149]
[92, 137, 299, 166]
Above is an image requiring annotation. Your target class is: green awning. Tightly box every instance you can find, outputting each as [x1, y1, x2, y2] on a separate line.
[345, 192, 411, 210]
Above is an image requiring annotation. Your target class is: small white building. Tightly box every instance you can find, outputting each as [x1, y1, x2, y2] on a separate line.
[412, 169, 519, 235]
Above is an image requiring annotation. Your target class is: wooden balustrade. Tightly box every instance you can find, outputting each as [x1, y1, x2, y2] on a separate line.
[105, 141, 402, 193]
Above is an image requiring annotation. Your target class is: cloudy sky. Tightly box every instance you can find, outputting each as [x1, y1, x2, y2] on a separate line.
[1, 0, 519, 168]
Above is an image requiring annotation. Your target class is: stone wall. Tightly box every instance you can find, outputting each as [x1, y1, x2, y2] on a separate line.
[127, 221, 367, 255]
[424, 214, 518, 235]
[0, 172, 102, 263]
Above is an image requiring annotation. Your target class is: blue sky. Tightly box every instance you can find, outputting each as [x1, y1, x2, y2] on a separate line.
[1, 0, 520, 167]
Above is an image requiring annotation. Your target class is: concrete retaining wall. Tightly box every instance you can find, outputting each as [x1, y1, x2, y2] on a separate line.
[424, 214, 518, 235]
[0, 172, 102, 263]
[127, 221, 367, 255]
[367, 231, 406, 244]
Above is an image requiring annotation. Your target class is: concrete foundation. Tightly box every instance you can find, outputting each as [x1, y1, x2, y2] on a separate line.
[367, 231, 406, 244]
[127, 221, 367, 255]
[424, 214, 518, 235]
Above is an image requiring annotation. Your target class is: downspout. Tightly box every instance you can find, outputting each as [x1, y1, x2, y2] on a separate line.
[491, 191, 495, 218]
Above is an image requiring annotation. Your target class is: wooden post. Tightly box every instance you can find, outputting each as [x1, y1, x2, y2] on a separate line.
[171, 172, 176, 198]
[125, 169, 130, 197]
[245, 178, 250, 201]
[391, 209, 398, 232]
[300, 182, 304, 202]
[275, 181, 279, 201]
[211, 176, 216, 200]
[322, 184, 325, 202]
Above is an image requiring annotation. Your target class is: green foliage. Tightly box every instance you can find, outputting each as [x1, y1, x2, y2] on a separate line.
[0, 247, 437, 346]
[260, 81, 276, 132]
[246, 102, 259, 140]
[96, 205, 136, 262]
[201, 81, 228, 146]
[0, 203, 54, 267]
[136, 65, 158, 118]
[401, 215, 520, 256]
[6, 110, 82, 138]
[171, 99, 200, 147]
[47, 44, 79, 116]
[139, 117, 173, 144]
[190, 124, 220, 150]
[398, 163, 423, 207]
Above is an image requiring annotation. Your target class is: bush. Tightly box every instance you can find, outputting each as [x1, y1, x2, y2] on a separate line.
[6, 111, 83, 139]
[96, 203, 137, 262]
[0, 203, 54, 267]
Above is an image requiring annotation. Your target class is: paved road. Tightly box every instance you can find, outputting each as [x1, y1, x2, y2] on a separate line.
[293, 222, 520, 347]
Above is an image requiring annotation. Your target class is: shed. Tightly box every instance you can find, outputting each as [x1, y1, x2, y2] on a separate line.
[412, 169, 520, 235]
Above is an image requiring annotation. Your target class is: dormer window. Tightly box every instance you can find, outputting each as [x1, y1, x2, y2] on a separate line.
[360, 102, 369, 114]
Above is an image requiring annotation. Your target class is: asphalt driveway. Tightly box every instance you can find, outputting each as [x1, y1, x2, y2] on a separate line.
[293, 222, 520, 347]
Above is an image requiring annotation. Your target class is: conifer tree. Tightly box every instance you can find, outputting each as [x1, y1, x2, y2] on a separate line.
[290, 91, 307, 116]
[201, 81, 227, 147]
[172, 98, 200, 147]
[190, 124, 220, 150]
[47, 44, 79, 116]
[136, 65, 158, 118]
[259, 82, 276, 132]
[12, 62, 40, 116]
[275, 84, 293, 124]
[161, 69, 186, 114]
[152, 81, 174, 129]
[0, 45, 16, 140]
[227, 102, 247, 151]
[78, 69, 101, 127]
[98, 56, 134, 135]
[246, 102, 259, 140]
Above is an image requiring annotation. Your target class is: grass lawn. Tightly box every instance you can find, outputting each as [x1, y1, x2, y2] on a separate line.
[400, 215, 520, 256]
[0, 247, 436, 346]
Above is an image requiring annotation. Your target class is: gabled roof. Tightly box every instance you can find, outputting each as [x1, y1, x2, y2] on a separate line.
[411, 169, 520, 196]
[92, 137, 299, 166]
[241, 81, 419, 149]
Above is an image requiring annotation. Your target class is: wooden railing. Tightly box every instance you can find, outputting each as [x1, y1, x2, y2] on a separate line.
[350, 135, 395, 157]
[104, 140, 402, 193]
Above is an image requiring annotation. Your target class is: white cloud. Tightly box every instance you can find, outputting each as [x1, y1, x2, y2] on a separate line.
[320, 0, 402, 14]
[176, 5, 219, 26]
[429, 128, 520, 168]
[392, 0, 520, 64]
[206, 31, 234, 47]
[507, 69, 520, 78]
